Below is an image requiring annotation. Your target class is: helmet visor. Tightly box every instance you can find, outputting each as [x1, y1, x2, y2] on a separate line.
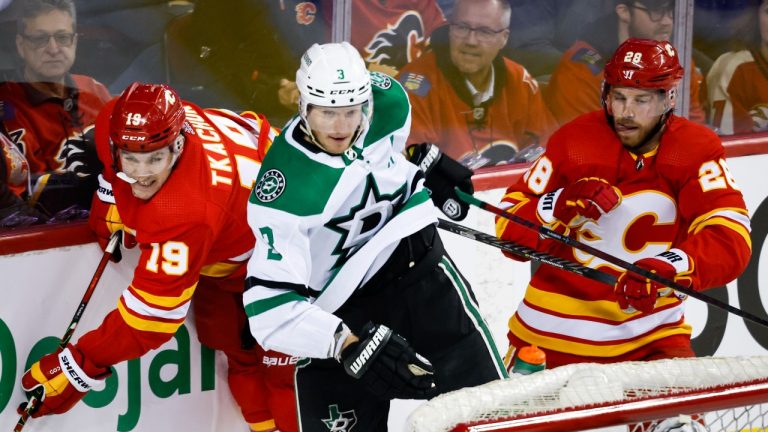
[118, 147, 175, 178]
[306, 103, 366, 135]
[605, 86, 673, 119]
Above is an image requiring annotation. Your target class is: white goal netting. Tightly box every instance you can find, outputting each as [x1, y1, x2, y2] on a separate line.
[408, 356, 768, 432]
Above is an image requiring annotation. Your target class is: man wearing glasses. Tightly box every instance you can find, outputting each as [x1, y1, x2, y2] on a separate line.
[0, 0, 110, 222]
[544, 0, 707, 125]
[397, 0, 557, 169]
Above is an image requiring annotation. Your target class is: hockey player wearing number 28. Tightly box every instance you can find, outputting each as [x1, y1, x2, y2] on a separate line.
[243, 42, 507, 430]
[18, 82, 298, 432]
[496, 38, 752, 369]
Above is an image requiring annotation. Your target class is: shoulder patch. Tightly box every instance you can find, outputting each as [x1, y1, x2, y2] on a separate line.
[570, 47, 603, 75]
[253, 169, 286, 202]
[370, 71, 392, 90]
[399, 72, 431, 97]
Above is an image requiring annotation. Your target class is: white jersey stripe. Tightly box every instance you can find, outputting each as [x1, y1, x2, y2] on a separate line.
[515, 301, 685, 342]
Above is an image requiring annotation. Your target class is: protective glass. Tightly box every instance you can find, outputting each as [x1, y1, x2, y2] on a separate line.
[21, 32, 76, 49]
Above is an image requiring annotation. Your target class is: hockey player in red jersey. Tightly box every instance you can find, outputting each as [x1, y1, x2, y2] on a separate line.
[496, 39, 752, 369]
[18, 83, 297, 432]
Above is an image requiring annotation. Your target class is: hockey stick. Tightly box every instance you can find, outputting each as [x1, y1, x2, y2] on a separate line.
[456, 189, 768, 329]
[14, 231, 121, 432]
[437, 218, 617, 286]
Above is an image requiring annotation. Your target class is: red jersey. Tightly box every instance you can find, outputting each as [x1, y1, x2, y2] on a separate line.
[496, 111, 751, 357]
[0, 74, 111, 174]
[544, 40, 706, 125]
[350, 0, 445, 72]
[79, 100, 275, 367]
[398, 27, 557, 168]
[708, 49, 768, 134]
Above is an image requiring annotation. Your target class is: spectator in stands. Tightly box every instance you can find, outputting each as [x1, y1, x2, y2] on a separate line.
[503, 0, 615, 78]
[706, 0, 768, 135]
[397, 0, 557, 169]
[0, 0, 110, 218]
[544, 0, 707, 125]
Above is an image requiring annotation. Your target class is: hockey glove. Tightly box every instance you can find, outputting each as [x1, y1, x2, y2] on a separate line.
[614, 249, 693, 314]
[88, 175, 136, 263]
[340, 322, 435, 399]
[538, 178, 620, 229]
[19, 344, 110, 418]
[407, 143, 474, 221]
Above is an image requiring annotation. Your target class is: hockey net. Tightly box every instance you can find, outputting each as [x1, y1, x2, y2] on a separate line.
[407, 356, 768, 432]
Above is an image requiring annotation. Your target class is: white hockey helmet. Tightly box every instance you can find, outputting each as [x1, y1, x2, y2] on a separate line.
[296, 42, 373, 140]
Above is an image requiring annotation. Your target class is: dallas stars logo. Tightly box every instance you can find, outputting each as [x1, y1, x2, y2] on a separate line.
[322, 404, 357, 431]
[254, 169, 286, 202]
[325, 174, 405, 269]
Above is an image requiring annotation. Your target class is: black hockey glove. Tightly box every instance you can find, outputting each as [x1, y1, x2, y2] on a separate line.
[407, 143, 474, 221]
[340, 322, 435, 400]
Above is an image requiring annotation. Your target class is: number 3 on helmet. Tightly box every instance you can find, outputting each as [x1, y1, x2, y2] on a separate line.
[295, 42, 373, 139]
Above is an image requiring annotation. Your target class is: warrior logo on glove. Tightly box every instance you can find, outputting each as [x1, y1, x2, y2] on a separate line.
[537, 177, 621, 229]
[341, 322, 435, 399]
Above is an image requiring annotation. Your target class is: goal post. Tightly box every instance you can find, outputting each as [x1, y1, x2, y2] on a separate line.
[407, 356, 768, 432]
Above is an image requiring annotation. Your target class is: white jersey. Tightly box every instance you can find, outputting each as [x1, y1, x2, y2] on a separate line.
[243, 73, 439, 358]
[706, 49, 753, 135]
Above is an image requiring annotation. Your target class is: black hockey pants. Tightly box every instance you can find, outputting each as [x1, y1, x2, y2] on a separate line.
[295, 224, 507, 431]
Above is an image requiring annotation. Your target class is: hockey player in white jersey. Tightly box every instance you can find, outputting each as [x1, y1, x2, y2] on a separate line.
[243, 41, 507, 430]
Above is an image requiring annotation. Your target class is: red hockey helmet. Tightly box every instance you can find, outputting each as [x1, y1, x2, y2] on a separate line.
[603, 38, 684, 92]
[110, 82, 186, 153]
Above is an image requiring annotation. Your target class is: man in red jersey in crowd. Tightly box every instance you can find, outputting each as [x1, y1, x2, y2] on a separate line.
[496, 39, 751, 370]
[18, 83, 297, 432]
[398, 0, 557, 169]
[0, 0, 111, 216]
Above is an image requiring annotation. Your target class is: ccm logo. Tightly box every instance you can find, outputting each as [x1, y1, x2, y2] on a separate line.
[121, 135, 146, 141]
[330, 89, 355, 95]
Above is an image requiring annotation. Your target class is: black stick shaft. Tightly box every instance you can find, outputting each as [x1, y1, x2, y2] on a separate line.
[14, 232, 120, 432]
[437, 219, 616, 285]
[456, 189, 768, 329]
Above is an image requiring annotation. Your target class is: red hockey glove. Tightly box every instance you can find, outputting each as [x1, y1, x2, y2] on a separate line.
[88, 174, 136, 262]
[615, 249, 693, 314]
[19, 344, 110, 418]
[538, 178, 620, 228]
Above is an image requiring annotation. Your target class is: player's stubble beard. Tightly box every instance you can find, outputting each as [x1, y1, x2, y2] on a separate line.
[614, 115, 666, 155]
